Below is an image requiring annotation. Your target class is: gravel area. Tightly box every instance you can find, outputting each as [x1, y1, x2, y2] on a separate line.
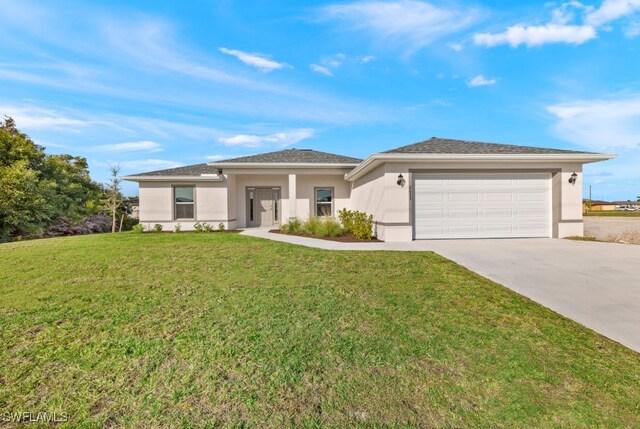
[584, 217, 640, 244]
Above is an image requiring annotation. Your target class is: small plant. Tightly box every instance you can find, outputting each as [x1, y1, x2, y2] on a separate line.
[153, 224, 164, 233]
[203, 223, 215, 233]
[303, 217, 323, 236]
[280, 218, 302, 234]
[339, 209, 374, 240]
[319, 217, 343, 237]
[174, 223, 182, 233]
[131, 224, 145, 234]
[194, 222, 204, 233]
[218, 223, 225, 232]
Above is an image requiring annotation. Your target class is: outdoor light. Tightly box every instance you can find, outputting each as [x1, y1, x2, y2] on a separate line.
[397, 173, 406, 187]
[568, 172, 578, 185]
[217, 168, 223, 175]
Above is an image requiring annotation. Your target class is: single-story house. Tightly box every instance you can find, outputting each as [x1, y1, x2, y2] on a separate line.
[584, 200, 616, 211]
[124, 137, 614, 241]
[613, 201, 640, 210]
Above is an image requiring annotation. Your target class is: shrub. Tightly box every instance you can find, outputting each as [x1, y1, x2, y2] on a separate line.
[303, 217, 323, 236]
[153, 224, 163, 233]
[193, 222, 204, 233]
[203, 223, 215, 233]
[218, 223, 225, 232]
[131, 224, 145, 234]
[174, 223, 181, 233]
[339, 209, 374, 240]
[280, 218, 302, 234]
[319, 217, 343, 237]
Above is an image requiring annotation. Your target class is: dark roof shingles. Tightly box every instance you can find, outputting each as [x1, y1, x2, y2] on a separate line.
[216, 149, 362, 164]
[131, 163, 220, 177]
[383, 137, 593, 155]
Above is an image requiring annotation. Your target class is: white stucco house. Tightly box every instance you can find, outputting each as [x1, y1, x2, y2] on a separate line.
[123, 137, 614, 241]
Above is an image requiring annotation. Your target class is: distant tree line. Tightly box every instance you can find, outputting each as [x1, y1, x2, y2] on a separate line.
[0, 116, 132, 241]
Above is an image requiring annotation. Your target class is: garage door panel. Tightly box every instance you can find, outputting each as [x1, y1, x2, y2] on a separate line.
[414, 173, 550, 239]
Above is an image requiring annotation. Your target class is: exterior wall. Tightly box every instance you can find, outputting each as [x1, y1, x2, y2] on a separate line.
[138, 179, 235, 231]
[233, 172, 352, 227]
[350, 161, 586, 241]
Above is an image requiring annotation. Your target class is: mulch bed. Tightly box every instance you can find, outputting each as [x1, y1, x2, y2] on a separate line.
[269, 229, 381, 243]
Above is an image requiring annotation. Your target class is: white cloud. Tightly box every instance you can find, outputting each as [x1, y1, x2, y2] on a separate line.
[92, 140, 163, 153]
[219, 128, 315, 148]
[474, 23, 596, 47]
[358, 55, 376, 63]
[585, 0, 640, 27]
[547, 96, 640, 149]
[310, 64, 334, 76]
[447, 42, 463, 51]
[467, 75, 497, 87]
[319, 0, 485, 53]
[219, 47, 288, 73]
[624, 20, 640, 36]
[0, 105, 91, 129]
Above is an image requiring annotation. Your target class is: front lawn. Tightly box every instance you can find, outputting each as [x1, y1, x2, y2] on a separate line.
[1, 234, 638, 428]
[585, 210, 640, 217]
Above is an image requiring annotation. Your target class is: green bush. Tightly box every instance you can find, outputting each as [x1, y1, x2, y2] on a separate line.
[174, 223, 181, 233]
[193, 222, 204, 232]
[203, 223, 215, 233]
[131, 224, 145, 234]
[303, 217, 323, 236]
[339, 209, 374, 240]
[319, 217, 343, 237]
[218, 223, 225, 232]
[153, 224, 163, 233]
[280, 218, 302, 234]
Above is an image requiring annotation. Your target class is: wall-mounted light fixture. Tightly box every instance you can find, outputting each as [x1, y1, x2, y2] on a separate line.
[217, 168, 223, 175]
[397, 173, 406, 187]
[568, 172, 578, 185]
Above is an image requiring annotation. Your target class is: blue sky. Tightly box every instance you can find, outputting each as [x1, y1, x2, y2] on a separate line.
[1, 0, 639, 199]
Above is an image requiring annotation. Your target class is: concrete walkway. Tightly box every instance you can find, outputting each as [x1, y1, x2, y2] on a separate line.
[241, 229, 640, 352]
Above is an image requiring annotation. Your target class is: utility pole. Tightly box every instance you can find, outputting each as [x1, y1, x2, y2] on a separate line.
[589, 185, 592, 201]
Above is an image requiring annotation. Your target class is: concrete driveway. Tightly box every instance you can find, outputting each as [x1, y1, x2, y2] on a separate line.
[243, 229, 640, 352]
[416, 238, 640, 353]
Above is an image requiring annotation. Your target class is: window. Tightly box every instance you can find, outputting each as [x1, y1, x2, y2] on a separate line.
[274, 189, 280, 221]
[174, 186, 195, 219]
[315, 188, 333, 217]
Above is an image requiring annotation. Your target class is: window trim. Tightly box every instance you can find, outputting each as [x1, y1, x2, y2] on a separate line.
[173, 185, 196, 220]
[314, 187, 334, 217]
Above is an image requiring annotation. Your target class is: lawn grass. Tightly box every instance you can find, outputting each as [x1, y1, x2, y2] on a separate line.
[1, 233, 639, 428]
[584, 210, 640, 217]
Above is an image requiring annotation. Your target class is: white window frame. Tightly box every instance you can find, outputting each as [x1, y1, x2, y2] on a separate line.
[314, 187, 334, 217]
[174, 185, 196, 220]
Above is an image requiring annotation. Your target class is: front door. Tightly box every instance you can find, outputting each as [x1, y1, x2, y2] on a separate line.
[248, 188, 276, 227]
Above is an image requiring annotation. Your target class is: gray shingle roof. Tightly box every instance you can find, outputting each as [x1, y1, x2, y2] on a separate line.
[384, 137, 593, 155]
[131, 163, 220, 177]
[214, 149, 362, 164]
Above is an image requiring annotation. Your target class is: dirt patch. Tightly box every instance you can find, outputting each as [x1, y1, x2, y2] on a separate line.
[269, 229, 381, 242]
[584, 217, 640, 244]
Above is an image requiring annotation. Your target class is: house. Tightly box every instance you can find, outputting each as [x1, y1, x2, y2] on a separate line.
[124, 137, 614, 241]
[613, 201, 640, 210]
[585, 200, 616, 211]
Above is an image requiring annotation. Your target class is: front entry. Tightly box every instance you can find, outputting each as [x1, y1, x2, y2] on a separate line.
[247, 187, 280, 227]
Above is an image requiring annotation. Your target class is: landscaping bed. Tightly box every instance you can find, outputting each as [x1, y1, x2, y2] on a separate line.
[269, 229, 381, 242]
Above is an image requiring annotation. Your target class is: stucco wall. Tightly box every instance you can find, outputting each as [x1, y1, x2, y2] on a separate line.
[138, 180, 234, 231]
[350, 161, 585, 241]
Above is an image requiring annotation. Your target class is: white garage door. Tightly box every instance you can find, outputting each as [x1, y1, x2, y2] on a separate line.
[414, 173, 551, 239]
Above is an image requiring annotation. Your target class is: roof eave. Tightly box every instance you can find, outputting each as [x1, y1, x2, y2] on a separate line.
[123, 175, 224, 182]
[207, 162, 360, 169]
[344, 153, 617, 181]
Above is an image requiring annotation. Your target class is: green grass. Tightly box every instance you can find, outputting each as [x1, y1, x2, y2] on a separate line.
[585, 210, 640, 217]
[1, 234, 639, 428]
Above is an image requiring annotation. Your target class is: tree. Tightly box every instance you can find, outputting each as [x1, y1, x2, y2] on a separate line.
[0, 116, 105, 240]
[105, 165, 123, 233]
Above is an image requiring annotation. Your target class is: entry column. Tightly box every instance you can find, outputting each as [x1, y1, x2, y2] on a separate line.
[288, 173, 297, 219]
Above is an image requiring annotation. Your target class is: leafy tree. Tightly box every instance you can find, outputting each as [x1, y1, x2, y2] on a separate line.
[0, 116, 106, 240]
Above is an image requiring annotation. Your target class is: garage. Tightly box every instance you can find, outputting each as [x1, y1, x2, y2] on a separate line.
[413, 173, 551, 239]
